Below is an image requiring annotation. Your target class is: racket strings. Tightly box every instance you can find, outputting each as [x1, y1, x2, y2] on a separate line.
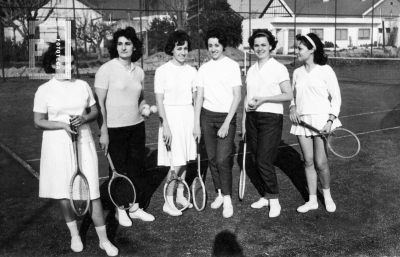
[166, 179, 190, 211]
[192, 178, 206, 210]
[109, 177, 136, 209]
[328, 129, 360, 158]
[71, 175, 90, 215]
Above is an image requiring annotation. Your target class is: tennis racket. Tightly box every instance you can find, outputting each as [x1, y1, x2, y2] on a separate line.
[69, 123, 90, 216]
[107, 153, 137, 211]
[238, 136, 246, 200]
[163, 145, 191, 212]
[299, 121, 361, 158]
[191, 142, 206, 211]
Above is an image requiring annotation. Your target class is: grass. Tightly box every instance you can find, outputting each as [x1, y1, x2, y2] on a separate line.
[0, 61, 400, 256]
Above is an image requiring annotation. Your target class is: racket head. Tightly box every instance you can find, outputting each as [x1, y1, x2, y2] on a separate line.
[69, 173, 90, 216]
[164, 178, 191, 212]
[238, 141, 246, 200]
[108, 173, 136, 210]
[192, 177, 206, 211]
[327, 127, 361, 158]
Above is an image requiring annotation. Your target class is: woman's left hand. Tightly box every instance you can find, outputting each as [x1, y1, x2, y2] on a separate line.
[321, 122, 333, 134]
[217, 122, 230, 139]
[248, 96, 264, 110]
[70, 115, 87, 127]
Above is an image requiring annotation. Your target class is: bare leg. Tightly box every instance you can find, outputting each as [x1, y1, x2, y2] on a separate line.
[297, 136, 318, 195]
[60, 199, 76, 223]
[313, 136, 330, 189]
[90, 198, 105, 227]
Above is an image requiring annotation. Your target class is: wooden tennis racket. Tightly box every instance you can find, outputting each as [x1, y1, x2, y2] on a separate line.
[238, 136, 246, 200]
[191, 142, 206, 211]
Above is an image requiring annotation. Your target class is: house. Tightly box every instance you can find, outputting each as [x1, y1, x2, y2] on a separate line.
[239, 0, 400, 54]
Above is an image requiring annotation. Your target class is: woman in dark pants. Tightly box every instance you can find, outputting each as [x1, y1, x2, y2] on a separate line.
[95, 27, 155, 226]
[242, 29, 293, 218]
[193, 28, 242, 218]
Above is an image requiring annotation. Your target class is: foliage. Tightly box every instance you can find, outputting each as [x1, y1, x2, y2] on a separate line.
[324, 41, 338, 48]
[147, 17, 176, 55]
[2, 38, 29, 62]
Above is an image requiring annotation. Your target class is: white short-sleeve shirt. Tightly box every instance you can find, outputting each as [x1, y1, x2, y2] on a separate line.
[33, 78, 96, 143]
[197, 57, 242, 113]
[154, 61, 197, 105]
[291, 64, 341, 117]
[94, 58, 144, 128]
[246, 58, 290, 114]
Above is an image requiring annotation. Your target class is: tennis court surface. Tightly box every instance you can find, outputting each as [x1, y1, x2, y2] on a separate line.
[1, 58, 400, 256]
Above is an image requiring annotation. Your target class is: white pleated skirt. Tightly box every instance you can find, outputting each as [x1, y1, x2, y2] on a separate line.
[290, 113, 342, 136]
[157, 104, 197, 166]
[39, 130, 100, 200]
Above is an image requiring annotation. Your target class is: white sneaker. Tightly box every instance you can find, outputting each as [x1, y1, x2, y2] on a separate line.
[115, 208, 132, 227]
[251, 198, 269, 209]
[176, 196, 193, 209]
[163, 202, 182, 216]
[129, 208, 155, 221]
[222, 203, 233, 218]
[325, 199, 336, 212]
[297, 201, 318, 213]
[71, 235, 83, 252]
[100, 241, 118, 256]
[211, 196, 224, 209]
[269, 199, 281, 218]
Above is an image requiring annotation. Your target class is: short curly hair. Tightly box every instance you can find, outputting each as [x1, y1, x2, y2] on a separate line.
[248, 29, 278, 52]
[108, 27, 143, 62]
[164, 30, 192, 56]
[42, 40, 75, 74]
[296, 33, 328, 65]
[204, 28, 228, 50]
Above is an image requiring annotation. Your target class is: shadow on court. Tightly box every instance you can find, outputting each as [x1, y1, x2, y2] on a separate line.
[212, 230, 245, 257]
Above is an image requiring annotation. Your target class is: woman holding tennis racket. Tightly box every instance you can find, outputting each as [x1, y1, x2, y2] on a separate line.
[95, 27, 155, 225]
[193, 28, 242, 218]
[155, 30, 197, 216]
[33, 41, 118, 256]
[241, 29, 293, 218]
[289, 33, 342, 213]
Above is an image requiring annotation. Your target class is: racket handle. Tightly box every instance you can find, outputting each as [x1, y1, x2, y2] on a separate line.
[69, 120, 78, 142]
[166, 144, 171, 151]
[299, 121, 321, 134]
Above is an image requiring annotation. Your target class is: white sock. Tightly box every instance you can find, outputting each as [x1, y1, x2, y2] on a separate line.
[218, 189, 222, 198]
[166, 196, 174, 205]
[223, 195, 232, 206]
[66, 220, 79, 237]
[309, 195, 317, 204]
[129, 203, 139, 212]
[95, 225, 108, 245]
[323, 188, 333, 201]
[177, 187, 184, 198]
[269, 199, 280, 206]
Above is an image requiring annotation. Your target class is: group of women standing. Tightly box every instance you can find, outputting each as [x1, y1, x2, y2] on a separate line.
[33, 25, 341, 254]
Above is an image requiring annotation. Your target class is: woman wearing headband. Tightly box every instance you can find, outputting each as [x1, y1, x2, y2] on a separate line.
[289, 33, 342, 213]
[241, 29, 293, 218]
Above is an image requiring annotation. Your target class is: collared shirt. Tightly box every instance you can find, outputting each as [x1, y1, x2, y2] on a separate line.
[246, 58, 290, 114]
[94, 58, 144, 128]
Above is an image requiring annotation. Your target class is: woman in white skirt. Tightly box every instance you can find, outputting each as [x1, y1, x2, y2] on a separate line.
[155, 30, 197, 216]
[33, 41, 117, 256]
[289, 33, 342, 213]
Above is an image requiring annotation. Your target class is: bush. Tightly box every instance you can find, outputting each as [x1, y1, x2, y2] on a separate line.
[88, 61, 97, 68]
[78, 62, 89, 68]
[96, 60, 103, 66]
[324, 41, 338, 48]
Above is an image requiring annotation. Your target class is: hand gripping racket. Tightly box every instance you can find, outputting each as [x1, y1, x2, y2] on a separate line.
[191, 142, 206, 211]
[107, 153, 137, 211]
[69, 123, 90, 216]
[163, 145, 191, 212]
[299, 121, 361, 158]
[238, 136, 246, 200]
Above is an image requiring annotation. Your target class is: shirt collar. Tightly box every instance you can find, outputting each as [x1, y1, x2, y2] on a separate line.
[113, 58, 136, 72]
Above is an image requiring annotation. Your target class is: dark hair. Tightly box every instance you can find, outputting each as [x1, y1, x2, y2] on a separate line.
[42, 40, 75, 74]
[108, 27, 143, 62]
[296, 33, 328, 65]
[164, 30, 192, 56]
[248, 29, 278, 52]
[204, 28, 228, 50]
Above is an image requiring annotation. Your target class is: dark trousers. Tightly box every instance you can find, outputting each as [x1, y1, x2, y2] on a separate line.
[201, 108, 236, 196]
[246, 112, 283, 196]
[107, 122, 147, 208]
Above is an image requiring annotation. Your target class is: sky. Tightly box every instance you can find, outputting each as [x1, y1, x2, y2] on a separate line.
[228, 0, 268, 14]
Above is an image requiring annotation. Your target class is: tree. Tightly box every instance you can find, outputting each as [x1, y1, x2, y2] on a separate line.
[145, 0, 187, 30]
[187, 0, 243, 49]
[76, 17, 113, 60]
[147, 16, 176, 55]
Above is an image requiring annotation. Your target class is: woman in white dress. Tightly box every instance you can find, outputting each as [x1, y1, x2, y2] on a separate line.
[289, 33, 342, 213]
[193, 28, 242, 218]
[33, 41, 118, 256]
[155, 30, 197, 216]
[242, 29, 293, 218]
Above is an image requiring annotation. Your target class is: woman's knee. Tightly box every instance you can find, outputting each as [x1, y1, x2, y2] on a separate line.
[315, 159, 329, 172]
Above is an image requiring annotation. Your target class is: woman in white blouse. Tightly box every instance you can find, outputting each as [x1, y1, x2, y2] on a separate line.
[155, 30, 197, 216]
[289, 33, 342, 213]
[242, 29, 293, 218]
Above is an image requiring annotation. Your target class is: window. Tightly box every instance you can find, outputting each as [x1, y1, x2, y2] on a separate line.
[336, 29, 348, 40]
[386, 28, 391, 33]
[359, 29, 370, 40]
[310, 29, 323, 40]
[289, 29, 302, 47]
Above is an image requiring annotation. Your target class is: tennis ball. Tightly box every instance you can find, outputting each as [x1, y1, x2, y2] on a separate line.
[142, 108, 151, 117]
[248, 99, 256, 107]
[143, 104, 150, 110]
[150, 105, 158, 114]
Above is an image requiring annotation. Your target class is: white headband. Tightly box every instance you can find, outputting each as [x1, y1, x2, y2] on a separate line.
[303, 34, 316, 49]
